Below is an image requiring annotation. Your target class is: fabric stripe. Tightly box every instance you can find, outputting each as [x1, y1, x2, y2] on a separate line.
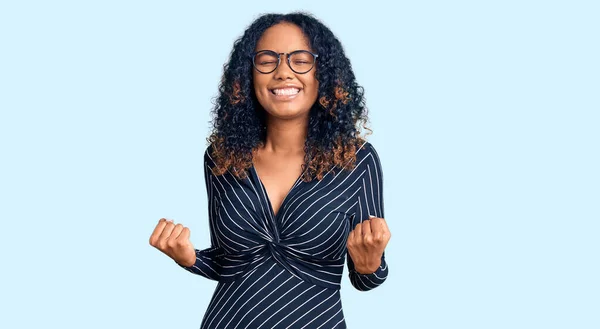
[177, 142, 388, 328]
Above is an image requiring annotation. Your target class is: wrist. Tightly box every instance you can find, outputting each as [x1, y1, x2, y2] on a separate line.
[177, 252, 197, 268]
[354, 264, 379, 275]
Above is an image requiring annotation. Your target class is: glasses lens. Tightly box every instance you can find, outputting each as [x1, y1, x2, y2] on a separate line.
[254, 51, 278, 73]
[289, 51, 315, 73]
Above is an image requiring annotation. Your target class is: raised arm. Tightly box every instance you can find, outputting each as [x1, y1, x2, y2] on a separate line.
[177, 147, 224, 281]
[346, 143, 390, 291]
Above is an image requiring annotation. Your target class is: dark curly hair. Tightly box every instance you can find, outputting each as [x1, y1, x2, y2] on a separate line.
[208, 12, 372, 182]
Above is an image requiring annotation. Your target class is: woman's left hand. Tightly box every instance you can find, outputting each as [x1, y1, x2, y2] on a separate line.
[347, 215, 391, 274]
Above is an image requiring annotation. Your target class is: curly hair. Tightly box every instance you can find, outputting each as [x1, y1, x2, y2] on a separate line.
[208, 12, 372, 182]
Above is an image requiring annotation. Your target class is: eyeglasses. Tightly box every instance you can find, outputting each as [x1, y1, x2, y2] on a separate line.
[252, 50, 319, 74]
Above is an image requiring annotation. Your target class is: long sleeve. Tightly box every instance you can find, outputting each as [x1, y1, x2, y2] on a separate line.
[347, 143, 389, 291]
[177, 147, 224, 281]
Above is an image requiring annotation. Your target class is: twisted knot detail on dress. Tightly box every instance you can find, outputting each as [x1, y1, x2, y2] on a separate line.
[210, 189, 348, 290]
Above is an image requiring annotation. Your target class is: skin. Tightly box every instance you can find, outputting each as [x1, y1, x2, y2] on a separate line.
[149, 22, 391, 273]
[347, 216, 392, 274]
[251, 22, 319, 217]
[149, 218, 196, 267]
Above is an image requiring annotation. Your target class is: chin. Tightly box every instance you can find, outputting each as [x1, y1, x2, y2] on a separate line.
[266, 106, 309, 120]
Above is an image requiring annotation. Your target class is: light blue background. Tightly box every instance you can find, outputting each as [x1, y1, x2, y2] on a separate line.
[1, 1, 598, 328]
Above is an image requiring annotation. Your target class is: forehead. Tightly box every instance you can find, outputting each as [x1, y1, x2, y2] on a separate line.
[255, 23, 312, 53]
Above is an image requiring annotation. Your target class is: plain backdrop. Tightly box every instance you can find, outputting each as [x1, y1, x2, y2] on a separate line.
[1, 1, 598, 328]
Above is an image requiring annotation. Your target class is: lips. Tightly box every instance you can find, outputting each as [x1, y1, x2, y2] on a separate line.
[271, 87, 300, 95]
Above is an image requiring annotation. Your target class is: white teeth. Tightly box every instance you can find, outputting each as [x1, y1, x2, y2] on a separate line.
[272, 88, 300, 96]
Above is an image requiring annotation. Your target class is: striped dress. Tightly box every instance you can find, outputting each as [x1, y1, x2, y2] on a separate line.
[178, 141, 388, 328]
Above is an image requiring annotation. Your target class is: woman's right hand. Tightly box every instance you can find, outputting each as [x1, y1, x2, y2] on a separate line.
[149, 218, 197, 267]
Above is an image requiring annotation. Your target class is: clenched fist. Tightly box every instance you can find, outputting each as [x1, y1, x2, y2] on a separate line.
[149, 218, 197, 267]
[347, 215, 391, 274]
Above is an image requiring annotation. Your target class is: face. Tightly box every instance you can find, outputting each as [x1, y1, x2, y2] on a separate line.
[253, 23, 319, 121]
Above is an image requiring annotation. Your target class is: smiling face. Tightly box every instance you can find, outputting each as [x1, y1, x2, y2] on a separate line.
[253, 23, 319, 121]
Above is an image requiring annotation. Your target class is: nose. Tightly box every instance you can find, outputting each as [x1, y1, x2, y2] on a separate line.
[273, 54, 295, 80]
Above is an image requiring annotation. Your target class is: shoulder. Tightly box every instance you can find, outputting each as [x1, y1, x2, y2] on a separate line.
[203, 144, 217, 169]
[356, 141, 382, 165]
[357, 140, 376, 154]
[351, 141, 384, 180]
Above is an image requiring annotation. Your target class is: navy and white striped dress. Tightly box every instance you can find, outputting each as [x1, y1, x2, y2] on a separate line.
[179, 141, 388, 328]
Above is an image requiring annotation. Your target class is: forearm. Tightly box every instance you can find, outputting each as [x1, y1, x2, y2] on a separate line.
[177, 247, 223, 281]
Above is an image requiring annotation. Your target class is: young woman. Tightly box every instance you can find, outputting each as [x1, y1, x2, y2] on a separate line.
[149, 12, 391, 328]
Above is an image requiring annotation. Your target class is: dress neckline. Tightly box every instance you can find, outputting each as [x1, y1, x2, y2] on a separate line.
[250, 163, 306, 220]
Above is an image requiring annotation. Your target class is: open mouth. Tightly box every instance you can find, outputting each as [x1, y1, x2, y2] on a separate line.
[270, 87, 301, 96]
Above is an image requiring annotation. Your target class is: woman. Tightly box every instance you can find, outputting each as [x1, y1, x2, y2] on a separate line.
[149, 12, 391, 328]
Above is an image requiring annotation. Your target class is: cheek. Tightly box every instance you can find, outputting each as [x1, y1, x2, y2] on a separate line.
[301, 74, 319, 97]
[253, 75, 270, 99]
[307, 79, 319, 101]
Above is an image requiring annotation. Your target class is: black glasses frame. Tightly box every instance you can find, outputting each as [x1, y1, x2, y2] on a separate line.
[252, 50, 319, 74]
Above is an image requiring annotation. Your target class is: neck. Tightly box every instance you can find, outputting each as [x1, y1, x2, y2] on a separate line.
[262, 116, 308, 154]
